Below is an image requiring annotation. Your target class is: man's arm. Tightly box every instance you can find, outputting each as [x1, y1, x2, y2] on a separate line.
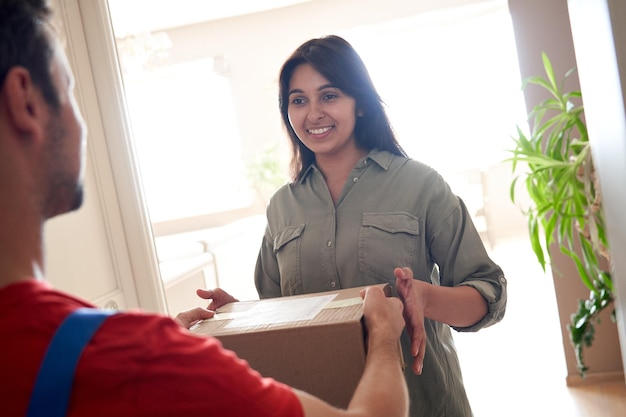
[295, 286, 409, 417]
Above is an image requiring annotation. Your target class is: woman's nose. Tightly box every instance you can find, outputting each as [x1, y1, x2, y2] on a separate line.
[307, 105, 325, 122]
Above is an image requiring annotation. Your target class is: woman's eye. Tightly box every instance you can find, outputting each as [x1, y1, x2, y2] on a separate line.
[291, 97, 306, 105]
[322, 93, 338, 101]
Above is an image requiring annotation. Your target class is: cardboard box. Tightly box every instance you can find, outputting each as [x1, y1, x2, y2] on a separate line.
[192, 284, 390, 408]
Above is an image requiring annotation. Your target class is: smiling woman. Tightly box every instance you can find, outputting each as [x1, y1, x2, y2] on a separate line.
[72, 0, 524, 306]
[97, 0, 528, 314]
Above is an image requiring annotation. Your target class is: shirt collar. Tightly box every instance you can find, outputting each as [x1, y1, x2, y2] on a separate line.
[299, 149, 394, 184]
[299, 164, 317, 184]
[366, 149, 394, 170]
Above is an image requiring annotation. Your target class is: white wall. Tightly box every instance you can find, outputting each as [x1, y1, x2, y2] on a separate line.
[568, 0, 626, 378]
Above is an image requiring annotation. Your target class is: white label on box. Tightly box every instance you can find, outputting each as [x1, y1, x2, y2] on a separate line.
[225, 294, 337, 328]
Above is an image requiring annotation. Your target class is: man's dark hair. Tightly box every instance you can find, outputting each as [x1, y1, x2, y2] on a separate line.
[0, 0, 59, 107]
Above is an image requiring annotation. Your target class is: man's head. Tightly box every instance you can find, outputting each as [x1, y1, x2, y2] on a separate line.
[0, 0, 59, 108]
[0, 0, 86, 220]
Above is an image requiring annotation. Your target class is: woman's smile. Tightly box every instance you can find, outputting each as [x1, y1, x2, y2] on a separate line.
[307, 125, 334, 137]
[287, 63, 359, 158]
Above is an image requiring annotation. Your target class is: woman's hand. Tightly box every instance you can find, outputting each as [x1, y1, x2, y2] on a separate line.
[175, 287, 239, 329]
[394, 267, 427, 375]
[195, 287, 239, 310]
[174, 307, 215, 329]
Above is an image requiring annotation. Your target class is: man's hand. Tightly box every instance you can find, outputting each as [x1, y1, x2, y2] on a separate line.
[195, 287, 239, 311]
[394, 266, 427, 375]
[360, 286, 405, 343]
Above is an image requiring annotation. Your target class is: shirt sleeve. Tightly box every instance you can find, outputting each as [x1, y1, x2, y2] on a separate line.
[429, 194, 508, 332]
[73, 312, 304, 417]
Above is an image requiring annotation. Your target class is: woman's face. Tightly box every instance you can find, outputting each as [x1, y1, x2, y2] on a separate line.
[287, 64, 360, 159]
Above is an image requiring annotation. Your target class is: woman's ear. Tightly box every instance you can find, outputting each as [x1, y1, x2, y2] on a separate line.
[2, 67, 47, 142]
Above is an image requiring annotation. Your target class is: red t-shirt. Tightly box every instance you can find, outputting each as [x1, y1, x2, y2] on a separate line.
[0, 280, 304, 417]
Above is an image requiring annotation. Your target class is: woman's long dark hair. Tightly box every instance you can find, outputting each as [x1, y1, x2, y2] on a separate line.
[278, 35, 407, 181]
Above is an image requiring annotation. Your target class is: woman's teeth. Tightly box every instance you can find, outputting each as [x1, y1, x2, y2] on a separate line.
[308, 126, 332, 134]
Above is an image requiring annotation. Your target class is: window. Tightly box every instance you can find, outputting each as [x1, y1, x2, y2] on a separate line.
[115, 36, 252, 224]
[343, 1, 527, 178]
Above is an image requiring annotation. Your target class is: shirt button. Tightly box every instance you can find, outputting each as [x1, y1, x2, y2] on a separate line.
[330, 281, 337, 288]
[327, 240, 332, 247]
[500, 276, 506, 283]
[352, 177, 358, 183]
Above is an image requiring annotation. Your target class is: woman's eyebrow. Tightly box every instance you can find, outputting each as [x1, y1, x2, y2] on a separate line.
[318, 83, 335, 91]
[288, 84, 338, 96]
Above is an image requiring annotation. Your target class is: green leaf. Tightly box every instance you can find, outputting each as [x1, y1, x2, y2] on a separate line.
[506, 52, 615, 377]
[562, 246, 595, 292]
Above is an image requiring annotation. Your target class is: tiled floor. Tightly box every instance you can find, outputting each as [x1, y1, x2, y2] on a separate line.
[454, 237, 626, 416]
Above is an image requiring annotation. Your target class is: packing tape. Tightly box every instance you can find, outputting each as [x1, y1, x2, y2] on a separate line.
[322, 297, 363, 309]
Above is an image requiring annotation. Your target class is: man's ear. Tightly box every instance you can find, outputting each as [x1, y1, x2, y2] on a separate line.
[2, 67, 47, 142]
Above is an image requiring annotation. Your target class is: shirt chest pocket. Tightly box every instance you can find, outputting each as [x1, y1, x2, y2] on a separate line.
[358, 212, 420, 282]
[273, 224, 305, 295]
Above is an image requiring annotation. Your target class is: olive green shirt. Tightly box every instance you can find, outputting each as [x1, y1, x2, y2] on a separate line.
[255, 149, 507, 417]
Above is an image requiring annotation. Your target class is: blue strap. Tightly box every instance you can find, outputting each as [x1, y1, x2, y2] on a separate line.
[26, 308, 115, 417]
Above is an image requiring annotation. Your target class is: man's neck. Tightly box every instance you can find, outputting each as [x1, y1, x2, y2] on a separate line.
[0, 212, 45, 289]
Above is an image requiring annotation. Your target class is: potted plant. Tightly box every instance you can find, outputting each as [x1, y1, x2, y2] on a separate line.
[507, 53, 615, 377]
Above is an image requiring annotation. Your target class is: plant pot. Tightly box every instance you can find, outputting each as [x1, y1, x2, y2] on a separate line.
[549, 244, 623, 383]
